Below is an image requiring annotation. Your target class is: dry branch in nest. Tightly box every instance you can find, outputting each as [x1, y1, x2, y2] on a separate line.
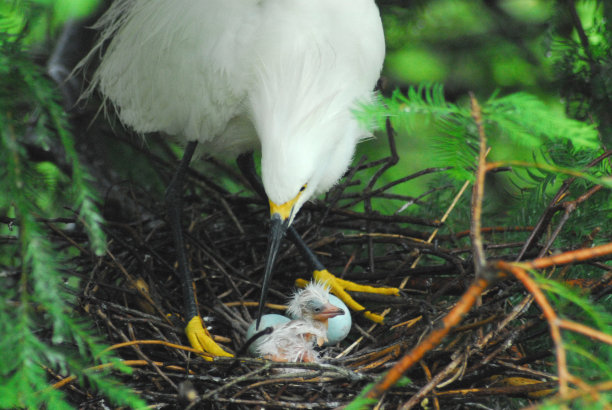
[43, 101, 612, 409]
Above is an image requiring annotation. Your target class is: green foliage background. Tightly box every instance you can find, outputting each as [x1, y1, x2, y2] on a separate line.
[0, 1, 144, 408]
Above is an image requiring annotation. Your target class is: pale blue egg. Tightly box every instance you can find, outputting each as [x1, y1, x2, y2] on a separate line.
[245, 314, 290, 355]
[326, 295, 351, 344]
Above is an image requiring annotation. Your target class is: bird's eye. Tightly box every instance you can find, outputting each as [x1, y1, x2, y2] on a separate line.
[299, 184, 307, 193]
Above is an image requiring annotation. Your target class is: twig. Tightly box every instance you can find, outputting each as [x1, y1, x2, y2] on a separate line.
[200, 362, 272, 401]
[401, 357, 461, 409]
[363, 277, 489, 400]
[497, 262, 570, 396]
[469, 92, 488, 274]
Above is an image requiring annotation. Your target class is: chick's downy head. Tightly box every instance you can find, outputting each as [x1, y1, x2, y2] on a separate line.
[287, 281, 345, 324]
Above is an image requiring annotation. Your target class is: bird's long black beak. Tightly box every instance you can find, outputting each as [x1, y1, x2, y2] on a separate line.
[256, 213, 289, 329]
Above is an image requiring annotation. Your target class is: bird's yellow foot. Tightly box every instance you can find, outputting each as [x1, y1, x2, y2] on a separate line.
[298, 269, 399, 323]
[185, 316, 233, 359]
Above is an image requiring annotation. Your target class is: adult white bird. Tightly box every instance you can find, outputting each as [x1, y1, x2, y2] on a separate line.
[87, 0, 395, 357]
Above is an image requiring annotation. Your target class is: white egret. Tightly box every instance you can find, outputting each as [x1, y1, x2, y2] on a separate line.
[87, 0, 396, 357]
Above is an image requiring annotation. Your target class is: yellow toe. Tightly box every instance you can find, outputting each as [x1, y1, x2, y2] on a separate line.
[185, 316, 233, 359]
[302, 269, 399, 324]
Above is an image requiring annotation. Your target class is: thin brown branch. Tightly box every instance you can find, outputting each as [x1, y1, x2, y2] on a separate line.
[558, 319, 612, 345]
[523, 242, 612, 270]
[401, 357, 462, 410]
[516, 149, 612, 260]
[497, 261, 570, 396]
[364, 277, 489, 400]
[469, 92, 488, 275]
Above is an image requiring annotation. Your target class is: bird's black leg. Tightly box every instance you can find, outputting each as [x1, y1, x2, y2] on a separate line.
[166, 141, 231, 356]
[236, 152, 267, 200]
[237, 151, 399, 324]
[165, 141, 198, 321]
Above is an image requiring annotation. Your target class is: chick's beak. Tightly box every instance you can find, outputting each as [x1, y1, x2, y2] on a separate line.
[314, 303, 345, 321]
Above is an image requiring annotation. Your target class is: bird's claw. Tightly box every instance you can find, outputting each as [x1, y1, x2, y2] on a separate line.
[297, 269, 399, 324]
[185, 316, 233, 359]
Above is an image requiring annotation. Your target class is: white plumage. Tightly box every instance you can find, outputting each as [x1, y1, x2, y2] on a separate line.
[287, 281, 352, 344]
[255, 319, 327, 363]
[252, 282, 345, 363]
[286, 281, 336, 321]
[89, 0, 385, 214]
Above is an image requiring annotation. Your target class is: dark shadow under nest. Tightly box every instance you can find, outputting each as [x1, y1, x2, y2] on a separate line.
[39, 109, 567, 409]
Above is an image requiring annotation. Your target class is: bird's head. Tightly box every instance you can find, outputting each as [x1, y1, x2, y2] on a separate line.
[250, 36, 378, 327]
[261, 131, 345, 224]
[255, 125, 359, 328]
[287, 281, 345, 326]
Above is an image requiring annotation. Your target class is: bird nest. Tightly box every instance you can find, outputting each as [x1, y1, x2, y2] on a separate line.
[45, 122, 609, 409]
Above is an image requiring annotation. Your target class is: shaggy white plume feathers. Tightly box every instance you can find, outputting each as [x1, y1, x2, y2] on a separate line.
[86, 0, 385, 213]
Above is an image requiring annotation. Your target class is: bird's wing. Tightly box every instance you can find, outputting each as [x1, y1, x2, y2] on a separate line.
[91, 0, 260, 144]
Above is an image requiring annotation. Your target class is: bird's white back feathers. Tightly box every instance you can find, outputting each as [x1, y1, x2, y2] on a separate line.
[89, 0, 259, 152]
[89, 0, 385, 210]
